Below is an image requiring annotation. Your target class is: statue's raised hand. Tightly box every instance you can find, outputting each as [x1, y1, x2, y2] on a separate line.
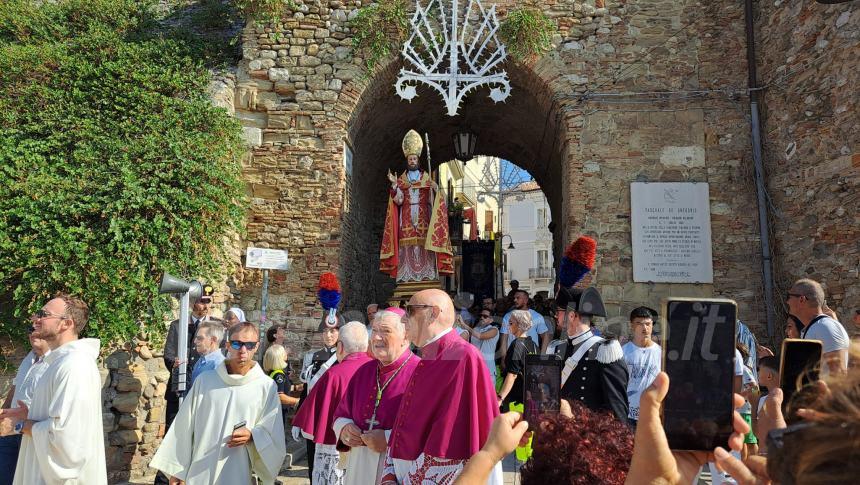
[387, 170, 397, 184]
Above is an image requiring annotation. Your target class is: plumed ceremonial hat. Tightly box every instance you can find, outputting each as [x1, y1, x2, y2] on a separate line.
[555, 286, 607, 318]
[402, 129, 423, 158]
[317, 312, 345, 331]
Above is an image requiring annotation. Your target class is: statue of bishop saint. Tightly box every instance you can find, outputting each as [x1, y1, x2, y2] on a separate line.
[379, 130, 454, 282]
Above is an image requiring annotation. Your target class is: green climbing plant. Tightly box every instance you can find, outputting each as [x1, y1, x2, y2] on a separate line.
[499, 6, 555, 61]
[0, 0, 248, 348]
[350, 0, 409, 72]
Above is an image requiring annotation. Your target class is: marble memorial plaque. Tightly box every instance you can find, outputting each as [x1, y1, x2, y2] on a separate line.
[631, 182, 713, 283]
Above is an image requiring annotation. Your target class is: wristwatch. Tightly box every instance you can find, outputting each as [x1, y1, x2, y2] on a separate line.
[14, 421, 24, 434]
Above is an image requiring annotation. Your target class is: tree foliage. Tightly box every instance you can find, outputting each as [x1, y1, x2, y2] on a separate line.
[0, 0, 247, 348]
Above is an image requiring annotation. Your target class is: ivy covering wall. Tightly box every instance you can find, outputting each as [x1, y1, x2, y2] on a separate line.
[0, 0, 248, 348]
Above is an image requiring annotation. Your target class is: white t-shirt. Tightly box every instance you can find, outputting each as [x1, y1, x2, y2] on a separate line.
[802, 315, 850, 354]
[735, 349, 757, 414]
[470, 324, 500, 360]
[12, 350, 51, 409]
[622, 342, 662, 420]
[501, 309, 549, 350]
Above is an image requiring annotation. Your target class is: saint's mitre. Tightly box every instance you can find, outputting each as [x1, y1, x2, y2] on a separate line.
[402, 129, 423, 158]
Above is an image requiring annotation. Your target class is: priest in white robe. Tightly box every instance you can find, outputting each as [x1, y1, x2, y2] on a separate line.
[4, 294, 107, 485]
[150, 322, 286, 484]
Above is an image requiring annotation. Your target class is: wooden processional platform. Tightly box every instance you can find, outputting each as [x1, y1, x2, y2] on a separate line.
[387, 280, 442, 307]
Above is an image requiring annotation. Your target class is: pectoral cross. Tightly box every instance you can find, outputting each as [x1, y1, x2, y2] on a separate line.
[366, 388, 383, 430]
[365, 413, 380, 431]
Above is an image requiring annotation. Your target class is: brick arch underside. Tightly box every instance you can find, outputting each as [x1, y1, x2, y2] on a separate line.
[338, 62, 568, 308]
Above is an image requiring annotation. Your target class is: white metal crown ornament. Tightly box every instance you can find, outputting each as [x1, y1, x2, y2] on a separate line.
[395, 0, 512, 116]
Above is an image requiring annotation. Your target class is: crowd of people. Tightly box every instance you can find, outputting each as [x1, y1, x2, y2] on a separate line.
[0, 275, 857, 485]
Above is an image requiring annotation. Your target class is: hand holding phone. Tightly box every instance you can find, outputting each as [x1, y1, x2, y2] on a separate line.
[524, 354, 562, 424]
[661, 298, 738, 451]
[228, 421, 251, 448]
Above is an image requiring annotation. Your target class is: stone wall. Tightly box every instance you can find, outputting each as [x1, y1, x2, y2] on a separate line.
[756, 0, 859, 331]
[220, 0, 780, 349]
[572, 0, 767, 334]
[103, 342, 169, 483]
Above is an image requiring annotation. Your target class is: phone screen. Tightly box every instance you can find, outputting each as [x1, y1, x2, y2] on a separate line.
[662, 298, 737, 451]
[779, 339, 822, 411]
[524, 354, 562, 424]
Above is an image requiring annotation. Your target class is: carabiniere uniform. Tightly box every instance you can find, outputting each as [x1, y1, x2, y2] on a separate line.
[552, 286, 629, 423]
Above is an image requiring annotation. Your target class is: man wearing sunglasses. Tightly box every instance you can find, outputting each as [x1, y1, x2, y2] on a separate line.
[381, 289, 502, 485]
[3, 294, 107, 485]
[786, 279, 850, 374]
[151, 322, 286, 485]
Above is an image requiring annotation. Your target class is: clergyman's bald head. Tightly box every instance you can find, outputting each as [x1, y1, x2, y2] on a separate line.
[412, 289, 455, 329]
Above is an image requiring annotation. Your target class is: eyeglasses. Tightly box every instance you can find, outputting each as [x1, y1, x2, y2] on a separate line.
[786, 292, 804, 300]
[229, 340, 257, 350]
[406, 304, 436, 316]
[480, 314, 492, 318]
[32, 309, 67, 320]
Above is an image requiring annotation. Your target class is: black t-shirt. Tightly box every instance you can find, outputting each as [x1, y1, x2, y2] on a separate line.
[504, 337, 538, 406]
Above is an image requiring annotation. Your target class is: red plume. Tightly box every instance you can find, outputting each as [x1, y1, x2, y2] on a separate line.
[318, 272, 341, 291]
[564, 236, 597, 270]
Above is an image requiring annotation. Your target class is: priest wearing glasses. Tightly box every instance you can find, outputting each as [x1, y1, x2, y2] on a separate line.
[150, 322, 286, 485]
[333, 310, 420, 484]
[381, 289, 501, 485]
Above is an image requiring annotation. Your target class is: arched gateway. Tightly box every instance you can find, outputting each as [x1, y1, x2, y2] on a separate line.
[222, 0, 767, 346]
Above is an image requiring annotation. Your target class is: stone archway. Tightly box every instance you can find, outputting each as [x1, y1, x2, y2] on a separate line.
[229, 0, 767, 341]
[337, 59, 571, 308]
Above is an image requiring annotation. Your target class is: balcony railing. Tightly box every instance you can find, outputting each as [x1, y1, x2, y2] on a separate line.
[529, 267, 554, 279]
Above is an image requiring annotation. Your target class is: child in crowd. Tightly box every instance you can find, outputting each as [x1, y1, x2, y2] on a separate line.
[755, 355, 779, 454]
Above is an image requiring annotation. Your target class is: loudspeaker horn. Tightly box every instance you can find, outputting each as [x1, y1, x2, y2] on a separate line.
[158, 272, 204, 303]
[158, 272, 191, 295]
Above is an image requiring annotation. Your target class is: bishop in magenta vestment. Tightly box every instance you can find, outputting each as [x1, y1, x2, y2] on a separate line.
[332, 349, 420, 484]
[381, 328, 501, 484]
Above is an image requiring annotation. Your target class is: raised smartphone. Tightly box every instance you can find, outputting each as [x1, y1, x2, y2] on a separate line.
[779, 338, 822, 413]
[524, 354, 562, 423]
[661, 298, 738, 451]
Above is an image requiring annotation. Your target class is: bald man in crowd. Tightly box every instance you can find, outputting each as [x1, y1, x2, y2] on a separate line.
[381, 289, 501, 484]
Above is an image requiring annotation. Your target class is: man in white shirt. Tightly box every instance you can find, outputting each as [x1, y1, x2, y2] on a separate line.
[500, 290, 550, 361]
[1, 293, 107, 485]
[621, 307, 661, 427]
[151, 322, 286, 484]
[786, 278, 850, 373]
[0, 332, 50, 485]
